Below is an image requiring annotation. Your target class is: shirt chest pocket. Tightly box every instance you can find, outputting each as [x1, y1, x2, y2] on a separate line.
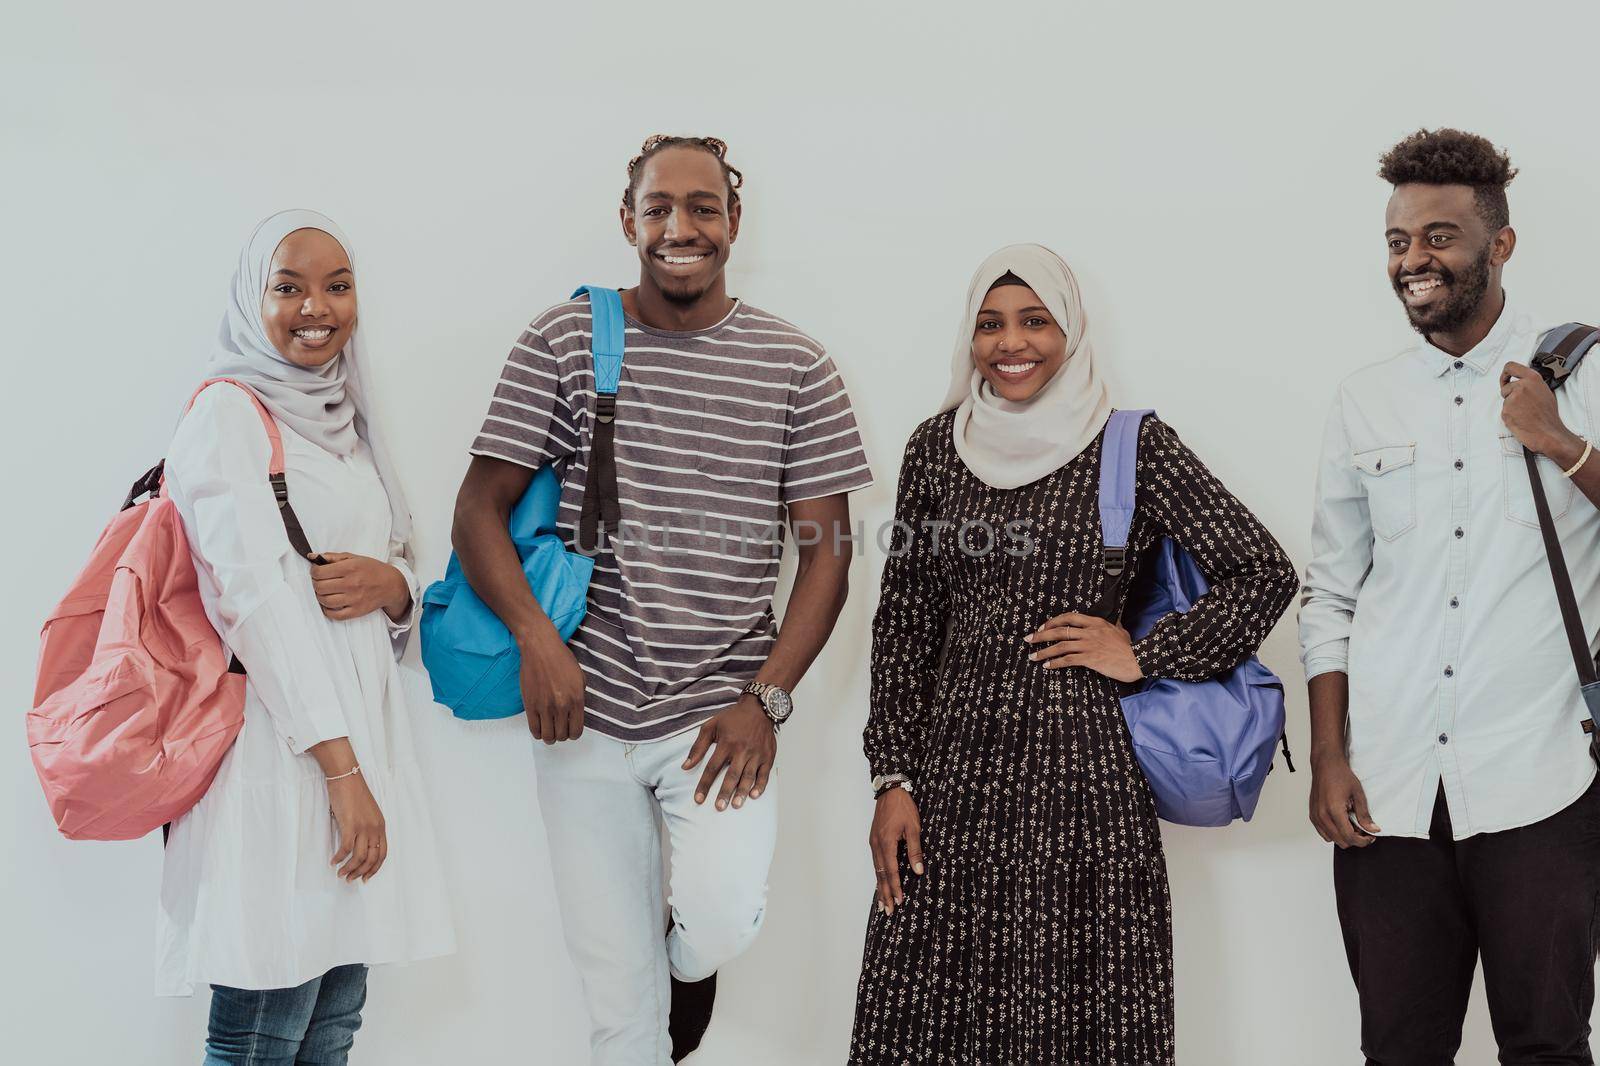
[1500, 433, 1575, 528]
[1353, 444, 1417, 541]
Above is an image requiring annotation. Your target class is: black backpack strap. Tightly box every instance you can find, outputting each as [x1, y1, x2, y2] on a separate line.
[573, 286, 627, 555]
[270, 471, 320, 562]
[222, 467, 321, 677]
[578, 394, 621, 555]
[121, 461, 167, 511]
[1524, 322, 1600, 729]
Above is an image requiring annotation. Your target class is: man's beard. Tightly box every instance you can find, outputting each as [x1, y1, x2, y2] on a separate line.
[1396, 243, 1493, 337]
[658, 278, 712, 306]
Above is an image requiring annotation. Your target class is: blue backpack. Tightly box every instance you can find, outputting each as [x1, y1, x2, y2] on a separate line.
[419, 286, 624, 720]
[1097, 409, 1291, 827]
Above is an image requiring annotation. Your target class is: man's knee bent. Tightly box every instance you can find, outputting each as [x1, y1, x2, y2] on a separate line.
[669, 890, 769, 979]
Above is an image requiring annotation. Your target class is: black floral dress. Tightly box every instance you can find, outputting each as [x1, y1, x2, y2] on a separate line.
[850, 411, 1297, 1066]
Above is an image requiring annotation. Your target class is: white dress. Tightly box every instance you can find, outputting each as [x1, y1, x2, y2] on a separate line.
[155, 384, 455, 996]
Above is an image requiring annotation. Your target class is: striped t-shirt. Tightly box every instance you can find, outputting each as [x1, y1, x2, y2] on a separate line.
[470, 294, 875, 742]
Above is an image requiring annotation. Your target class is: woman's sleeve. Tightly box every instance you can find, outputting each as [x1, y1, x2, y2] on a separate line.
[383, 538, 421, 647]
[164, 386, 349, 754]
[1129, 417, 1300, 683]
[863, 425, 952, 782]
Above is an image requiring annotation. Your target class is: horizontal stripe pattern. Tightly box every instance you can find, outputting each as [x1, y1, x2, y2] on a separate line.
[470, 295, 874, 741]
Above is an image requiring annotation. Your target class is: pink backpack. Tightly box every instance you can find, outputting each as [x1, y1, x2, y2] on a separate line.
[28, 379, 316, 840]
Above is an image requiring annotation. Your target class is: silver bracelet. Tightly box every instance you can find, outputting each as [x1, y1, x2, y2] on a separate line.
[325, 764, 362, 782]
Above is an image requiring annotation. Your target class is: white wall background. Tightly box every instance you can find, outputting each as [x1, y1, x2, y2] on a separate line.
[6, 2, 1600, 1063]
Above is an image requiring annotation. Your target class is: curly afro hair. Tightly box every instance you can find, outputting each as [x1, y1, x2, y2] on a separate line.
[1378, 128, 1518, 231]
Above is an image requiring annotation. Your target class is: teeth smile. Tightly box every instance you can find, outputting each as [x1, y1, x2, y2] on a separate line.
[996, 362, 1039, 376]
[660, 254, 706, 265]
[293, 327, 332, 341]
[1406, 278, 1443, 297]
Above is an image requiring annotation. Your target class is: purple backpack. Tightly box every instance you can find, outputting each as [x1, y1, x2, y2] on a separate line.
[1098, 409, 1292, 827]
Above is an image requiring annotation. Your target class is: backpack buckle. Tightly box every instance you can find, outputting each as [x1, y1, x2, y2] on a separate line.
[1103, 546, 1127, 578]
[596, 394, 617, 424]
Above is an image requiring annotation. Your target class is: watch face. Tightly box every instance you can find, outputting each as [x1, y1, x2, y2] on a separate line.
[766, 687, 794, 721]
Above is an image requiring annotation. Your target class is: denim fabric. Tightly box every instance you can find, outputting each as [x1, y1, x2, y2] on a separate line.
[203, 964, 367, 1065]
[1300, 299, 1600, 840]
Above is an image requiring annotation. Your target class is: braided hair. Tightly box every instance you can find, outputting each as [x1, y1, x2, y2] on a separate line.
[622, 134, 744, 211]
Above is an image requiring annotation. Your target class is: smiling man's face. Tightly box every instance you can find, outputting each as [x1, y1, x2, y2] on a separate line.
[1385, 182, 1503, 338]
[623, 146, 740, 307]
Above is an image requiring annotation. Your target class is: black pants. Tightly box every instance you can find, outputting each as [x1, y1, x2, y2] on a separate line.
[1334, 775, 1600, 1065]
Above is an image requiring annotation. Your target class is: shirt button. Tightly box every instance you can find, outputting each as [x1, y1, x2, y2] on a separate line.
[1450, 597, 1460, 608]
[1455, 396, 1464, 406]
[1443, 666, 1454, 678]
[1454, 527, 1464, 539]
[1454, 459, 1464, 470]
[1439, 733, 1450, 745]
[1454, 361, 1464, 370]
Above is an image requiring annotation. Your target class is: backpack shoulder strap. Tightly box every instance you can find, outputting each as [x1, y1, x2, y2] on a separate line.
[1532, 322, 1600, 391]
[185, 378, 286, 475]
[571, 287, 626, 551]
[178, 377, 316, 561]
[1522, 324, 1600, 730]
[1096, 409, 1156, 577]
[571, 286, 626, 396]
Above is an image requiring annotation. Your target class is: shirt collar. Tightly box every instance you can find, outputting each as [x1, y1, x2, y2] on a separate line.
[1424, 292, 1519, 377]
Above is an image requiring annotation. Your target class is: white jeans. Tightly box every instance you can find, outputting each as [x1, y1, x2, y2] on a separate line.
[531, 726, 778, 1066]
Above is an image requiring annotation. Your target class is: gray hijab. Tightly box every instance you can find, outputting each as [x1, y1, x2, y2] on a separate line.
[206, 209, 413, 551]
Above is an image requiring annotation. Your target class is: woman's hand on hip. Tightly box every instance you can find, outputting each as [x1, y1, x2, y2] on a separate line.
[1026, 611, 1144, 683]
[327, 772, 388, 882]
[310, 552, 412, 621]
[869, 786, 923, 915]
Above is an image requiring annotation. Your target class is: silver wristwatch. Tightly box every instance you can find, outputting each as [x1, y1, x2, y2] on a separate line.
[743, 681, 794, 729]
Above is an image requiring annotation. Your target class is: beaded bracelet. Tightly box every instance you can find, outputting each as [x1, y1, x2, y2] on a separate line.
[1563, 438, 1594, 479]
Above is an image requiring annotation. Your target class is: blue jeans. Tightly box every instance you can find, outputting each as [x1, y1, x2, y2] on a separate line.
[203, 964, 368, 1065]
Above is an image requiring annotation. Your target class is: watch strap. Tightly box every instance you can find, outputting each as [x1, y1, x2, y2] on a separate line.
[743, 681, 789, 728]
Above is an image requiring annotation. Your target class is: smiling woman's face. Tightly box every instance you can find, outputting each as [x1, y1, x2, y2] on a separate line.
[971, 282, 1068, 403]
[260, 228, 357, 367]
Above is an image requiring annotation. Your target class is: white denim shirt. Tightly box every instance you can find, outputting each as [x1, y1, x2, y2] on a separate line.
[1300, 297, 1600, 840]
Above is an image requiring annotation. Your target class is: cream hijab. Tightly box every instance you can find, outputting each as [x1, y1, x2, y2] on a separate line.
[939, 243, 1112, 490]
[206, 209, 413, 552]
